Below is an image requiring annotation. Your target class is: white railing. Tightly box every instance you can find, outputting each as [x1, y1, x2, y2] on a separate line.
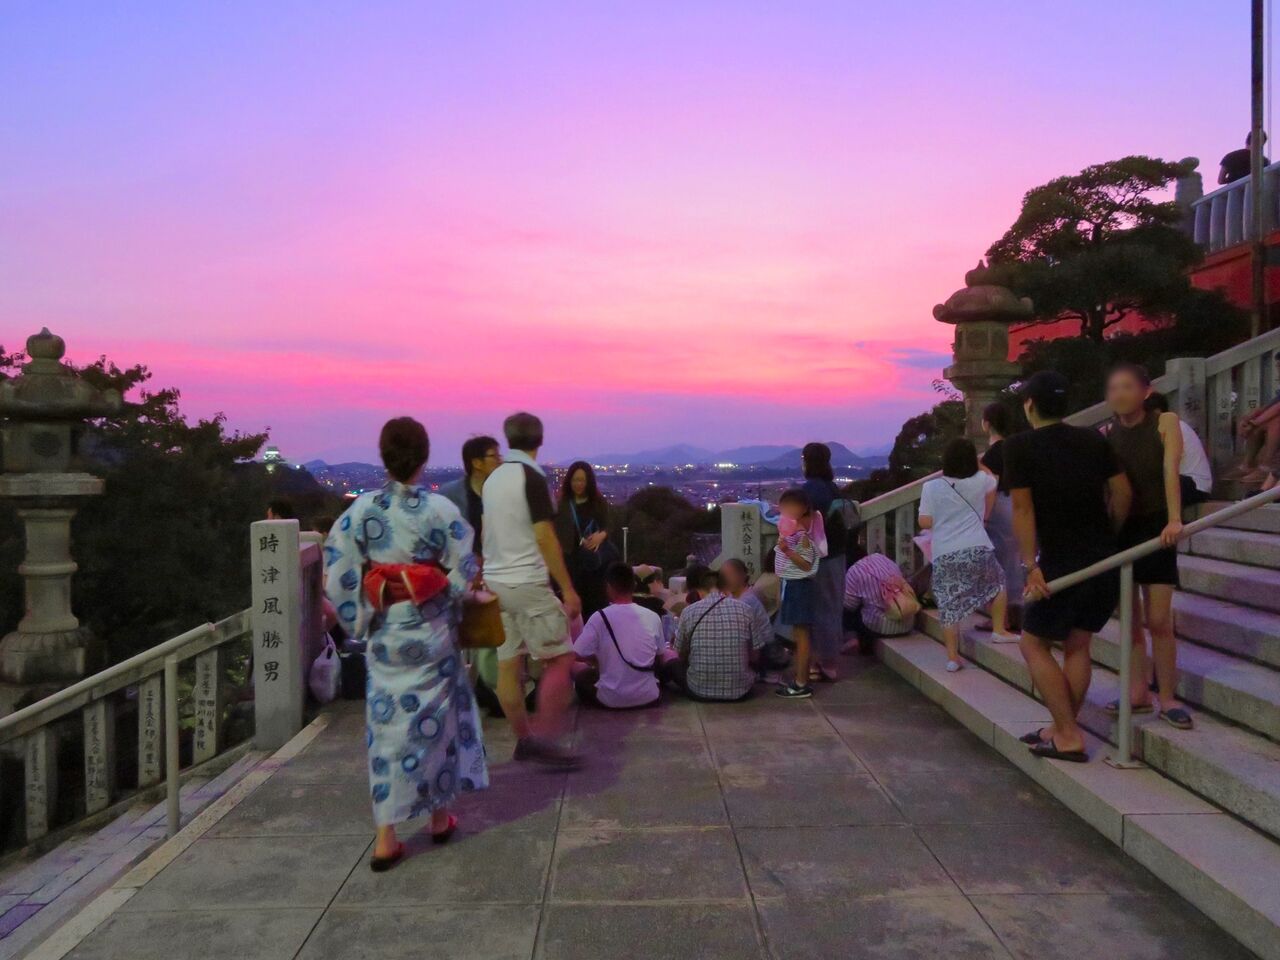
[856, 327, 1280, 571]
[1042, 483, 1280, 765]
[1191, 161, 1280, 254]
[0, 524, 325, 847]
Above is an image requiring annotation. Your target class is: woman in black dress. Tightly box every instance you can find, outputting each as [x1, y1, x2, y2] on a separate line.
[555, 461, 614, 617]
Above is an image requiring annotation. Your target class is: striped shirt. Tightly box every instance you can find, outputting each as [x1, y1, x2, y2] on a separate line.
[843, 553, 911, 636]
[775, 528, 818, 580]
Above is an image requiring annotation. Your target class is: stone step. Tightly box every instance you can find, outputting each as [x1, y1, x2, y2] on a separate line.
[1092, 620, 1280, 742]
[1200, 500, 1280, 535]
[918, 610, 1280, 844]
[1179, 553, 1280, 613]
[1170, 590, 1280, 671]
[1183, 525, 1280, 569]
[879, 632, 1280, 960]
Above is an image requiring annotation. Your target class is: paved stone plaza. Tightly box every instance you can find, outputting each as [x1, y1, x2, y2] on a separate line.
[61, 658, 1253, 960]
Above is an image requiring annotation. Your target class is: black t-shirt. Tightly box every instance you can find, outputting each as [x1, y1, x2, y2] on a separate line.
[1220, 148, 1268, 184]
[464, 485, 484, 551]
[1003, 422, 1122, 579]
[980, 440, 1007, 494]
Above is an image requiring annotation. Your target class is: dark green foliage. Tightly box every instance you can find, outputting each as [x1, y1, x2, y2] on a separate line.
[0, 349, 339, 665]
[1018, 287, 1250, 416]
[845, 400, 966, 502]
[611, 486, 720, 572]
[982, 156, 1211, 343]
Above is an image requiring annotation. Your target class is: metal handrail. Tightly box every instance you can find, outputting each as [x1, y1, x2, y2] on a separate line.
[1038, 483, 1280, 766]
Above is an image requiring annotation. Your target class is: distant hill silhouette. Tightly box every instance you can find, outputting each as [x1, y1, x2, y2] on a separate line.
[578, 442, 887, 469]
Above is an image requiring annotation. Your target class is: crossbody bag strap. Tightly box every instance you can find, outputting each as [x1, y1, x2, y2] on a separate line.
[946, 480, 986, 526]
[687, 595, 727, 645]
[600, 609, 657, 673]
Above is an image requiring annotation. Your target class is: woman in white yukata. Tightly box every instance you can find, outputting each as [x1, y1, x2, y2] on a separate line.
[324, 417, 488, 871]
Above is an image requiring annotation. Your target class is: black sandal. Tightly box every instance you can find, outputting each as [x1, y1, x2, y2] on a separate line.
[370, 843, 405, 872]
[1029, 738, 1089, 763]
[1160, 707, 1194, 730]
[1019, 728, 1051, 745]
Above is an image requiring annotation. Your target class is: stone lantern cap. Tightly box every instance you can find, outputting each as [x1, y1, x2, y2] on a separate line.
[0, 328, 123, 421]
[932, 263, 1034, 326]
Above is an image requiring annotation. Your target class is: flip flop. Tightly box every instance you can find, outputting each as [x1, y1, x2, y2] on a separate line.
[1029, 738, 1089, 763]
[1104, 699, 1154, 716]
[1019, 728, 1051, 745]
[1160, 707, 1194, 730]
[369, 843, 405, 872]
[431, 813, 459, 845]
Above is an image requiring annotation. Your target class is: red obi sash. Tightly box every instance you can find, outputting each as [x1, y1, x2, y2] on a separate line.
[363, 563, 450, 611]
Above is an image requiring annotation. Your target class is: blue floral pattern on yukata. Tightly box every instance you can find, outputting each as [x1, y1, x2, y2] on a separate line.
[325, 482, 488, 827]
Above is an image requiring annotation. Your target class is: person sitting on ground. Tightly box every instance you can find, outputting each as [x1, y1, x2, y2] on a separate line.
[843, 550, 915, 655]
[1219, 131, 1269, 185]
[660, 567, 770, 701]
[1145, 392, 1212, 506]
[1008, 371, 1132, 763]
[919, 438, 1011, 672]
[632, 566, 676, 646]
[266, 498, 296, 521]
[682, 563, 715, 605]
[720, 557, 788, 681]
[571, 563, 663, 709]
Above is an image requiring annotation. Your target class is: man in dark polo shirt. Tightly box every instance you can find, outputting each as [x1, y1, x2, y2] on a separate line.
[439, 434, 501, 546]
[1219, 131, 1268, 184]
[1005, 371, 1132, 762]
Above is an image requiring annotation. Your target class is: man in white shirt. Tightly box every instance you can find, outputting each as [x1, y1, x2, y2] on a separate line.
[482, 412, 582, 766]
[572, 564, 663, 709]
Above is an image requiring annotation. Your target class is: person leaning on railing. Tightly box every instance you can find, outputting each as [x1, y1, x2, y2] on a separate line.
[1005, 371, 1134, 763]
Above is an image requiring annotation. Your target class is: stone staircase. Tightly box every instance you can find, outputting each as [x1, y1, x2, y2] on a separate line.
[877, 501, 1280, 960]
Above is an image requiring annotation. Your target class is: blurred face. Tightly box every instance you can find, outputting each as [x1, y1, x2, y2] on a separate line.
[1106, 371, 1147, 416]
[779, 500, 806, 520]
[570, 468, 589, 499]
[721, 563, 749, 594]
[471, 446, 502, 481]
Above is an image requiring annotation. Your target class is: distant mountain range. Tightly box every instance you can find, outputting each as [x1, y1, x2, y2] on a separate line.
[579, 441, 889, 469]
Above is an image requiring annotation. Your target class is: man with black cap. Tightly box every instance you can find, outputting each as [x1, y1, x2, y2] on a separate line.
[1003, 371, 1133, 762]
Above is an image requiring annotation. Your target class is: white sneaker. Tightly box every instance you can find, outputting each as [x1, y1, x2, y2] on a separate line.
[945, 660, 963, 673]
[991, 632, 1021, 644]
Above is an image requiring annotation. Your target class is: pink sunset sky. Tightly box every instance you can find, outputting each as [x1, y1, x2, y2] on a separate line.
[0, 2, 1260, 463]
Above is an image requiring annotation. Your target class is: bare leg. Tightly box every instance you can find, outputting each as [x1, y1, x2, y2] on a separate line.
[1127, 590, 1154, 708]
[1020, 631, 1086, 752]
[792, 625, 811, 687]
[374, 824, 401, 859]
[1261, 419, 1280, 467]
[497, 655, 532, 740]
[990, 590, 1010, 635]
[942, 622, 960, 664]
[1145, 584, 1183, 712]
[533, 652, 575, 739]
[1061, 628, 1094, 716]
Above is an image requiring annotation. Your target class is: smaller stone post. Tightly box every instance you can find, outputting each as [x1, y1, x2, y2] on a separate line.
[250, 519, 304, 750]
[934, 265, 1033, 448]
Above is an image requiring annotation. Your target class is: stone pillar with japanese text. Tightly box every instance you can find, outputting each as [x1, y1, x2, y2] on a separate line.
[715, 502, 778, 581]
[250, 519, 304, 750]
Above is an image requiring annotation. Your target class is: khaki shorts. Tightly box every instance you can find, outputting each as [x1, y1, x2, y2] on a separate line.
[488, 580, 573, 663]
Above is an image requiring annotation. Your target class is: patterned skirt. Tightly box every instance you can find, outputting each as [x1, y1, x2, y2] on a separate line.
[932, 546, 1004, 626]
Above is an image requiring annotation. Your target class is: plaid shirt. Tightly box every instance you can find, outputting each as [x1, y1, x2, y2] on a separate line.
[676, 594, 771, 700]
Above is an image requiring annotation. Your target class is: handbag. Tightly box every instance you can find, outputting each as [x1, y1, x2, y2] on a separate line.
[569, 501, 619, 573]
[308, 637, 341, 704]
[882, 579, 921, 621]
[459, 590, 505, 649]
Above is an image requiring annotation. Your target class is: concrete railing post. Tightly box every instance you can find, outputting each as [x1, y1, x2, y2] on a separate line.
[250, 519, 305, 750]
[1165, 357, 1208, 440]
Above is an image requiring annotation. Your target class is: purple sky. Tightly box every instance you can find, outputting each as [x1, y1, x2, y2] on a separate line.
[0, 1, 1260, 463]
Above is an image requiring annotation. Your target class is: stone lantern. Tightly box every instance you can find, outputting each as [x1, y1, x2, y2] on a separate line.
[933, 264, 1033, 448]
[0, 328, 121, 706]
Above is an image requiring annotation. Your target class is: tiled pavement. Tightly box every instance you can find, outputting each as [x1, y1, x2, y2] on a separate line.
[58, 658, 1255, 960]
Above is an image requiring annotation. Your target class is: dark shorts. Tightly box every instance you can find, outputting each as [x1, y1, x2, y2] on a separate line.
[1180, 474, 1209, 507]
[1023, 569, 1120, 642]
[778, 577, 816, 626]
[1119, 514, 1180, 586]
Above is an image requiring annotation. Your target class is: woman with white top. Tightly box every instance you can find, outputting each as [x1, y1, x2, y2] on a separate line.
[918, 438, 1008, 672]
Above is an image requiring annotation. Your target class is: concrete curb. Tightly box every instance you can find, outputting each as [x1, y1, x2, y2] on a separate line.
[20, 715, 332, 960]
